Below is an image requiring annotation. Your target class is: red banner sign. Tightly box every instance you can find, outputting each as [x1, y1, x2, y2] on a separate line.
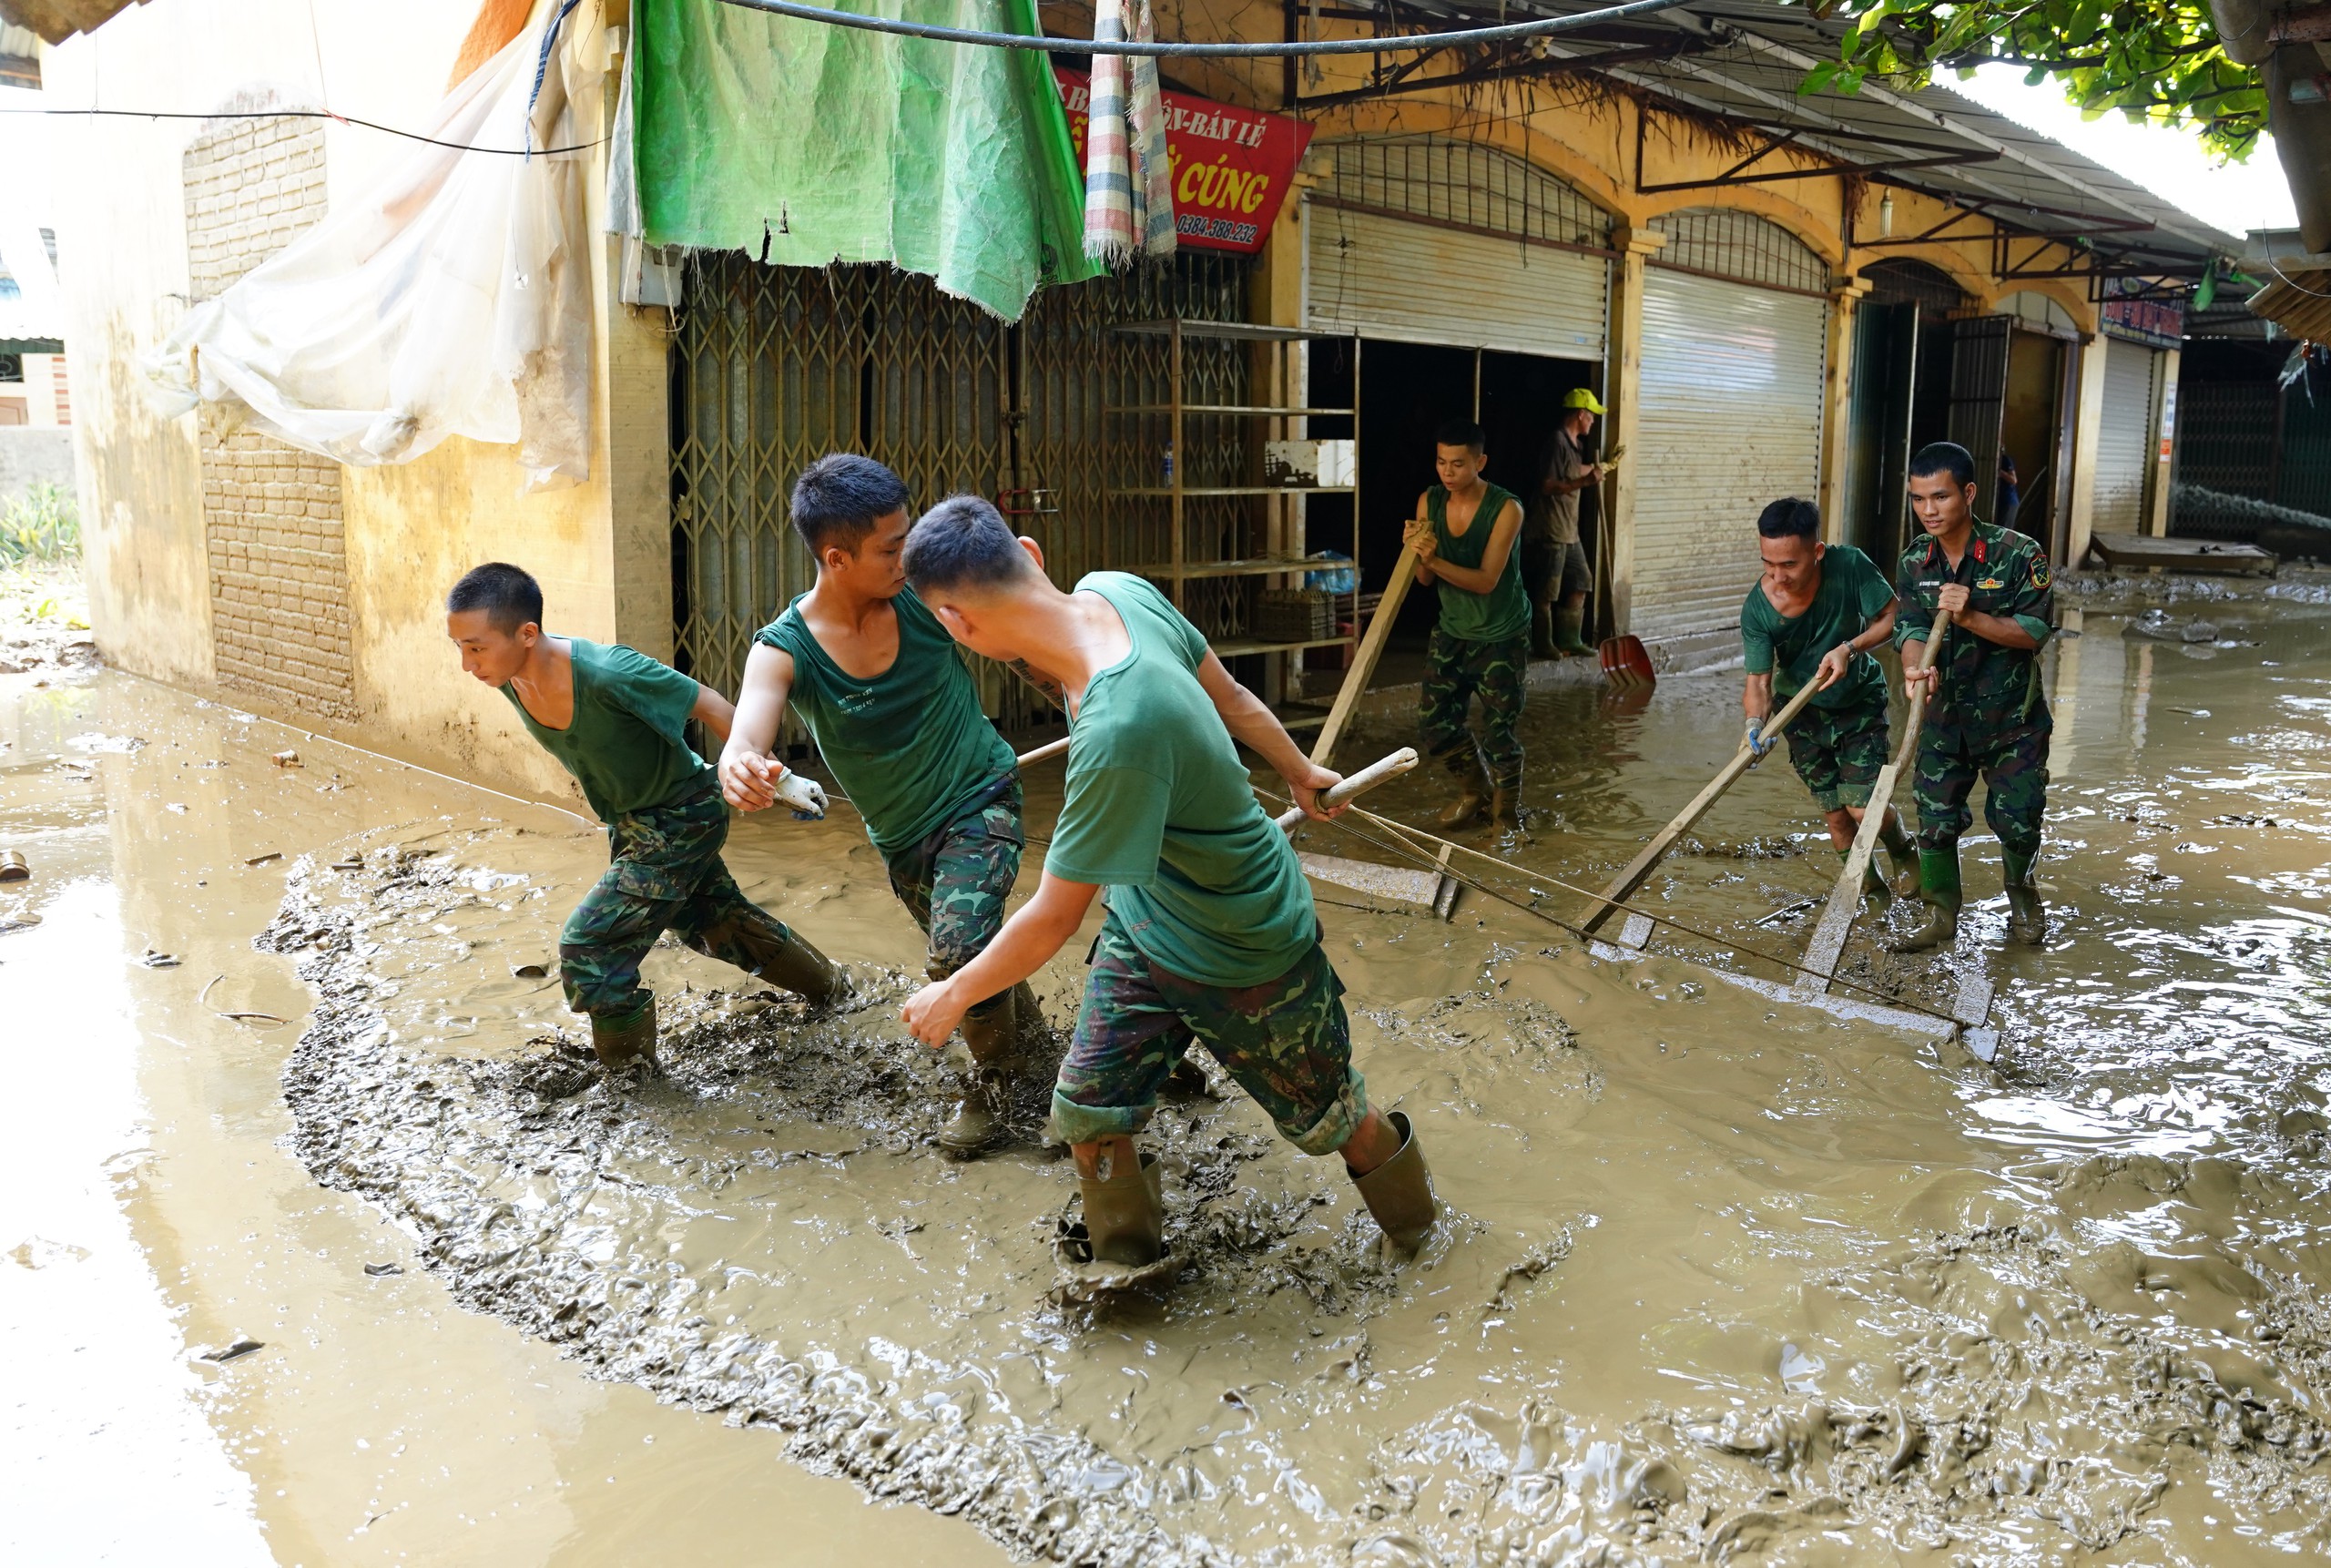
[1055, 70, 1313, 255]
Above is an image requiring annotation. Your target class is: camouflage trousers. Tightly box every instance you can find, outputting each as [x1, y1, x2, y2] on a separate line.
[878, 774, 1023, 1023]
[560, 777, 803, 1022]
[1054, 917, 1368, 1156]
[1912, 710, 2052, 860]
[1420, 627, 1528, 790]
[1782, 697, 1891, 814]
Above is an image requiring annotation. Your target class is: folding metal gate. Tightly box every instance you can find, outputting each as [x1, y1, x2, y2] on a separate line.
[669, 253, 1250, 734]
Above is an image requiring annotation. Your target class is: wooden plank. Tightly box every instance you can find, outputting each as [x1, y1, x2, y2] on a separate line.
[1309, 546, 1417, 766]
[1579, 675, 1826, 935]
[2092, 532, 2276, 576]
[1795, 606, 1951, 991]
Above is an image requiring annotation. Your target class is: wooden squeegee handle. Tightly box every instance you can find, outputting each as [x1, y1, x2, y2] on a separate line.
[1016, 735, 1071, 767]
[1577, 666, 1828, 934]
[1793, 605, 1955, 993]
[1276, 747, 1419, 831]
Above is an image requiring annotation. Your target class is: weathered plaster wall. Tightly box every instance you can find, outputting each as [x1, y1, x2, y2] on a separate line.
[48, 0, 655, 813]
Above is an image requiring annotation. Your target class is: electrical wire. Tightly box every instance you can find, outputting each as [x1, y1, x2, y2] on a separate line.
[0, 105, 605, 157]
[716, 0, 1701, 56]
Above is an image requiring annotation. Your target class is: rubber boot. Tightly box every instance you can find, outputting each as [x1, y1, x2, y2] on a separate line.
[2003, 847, 2046, 946]
[1078, 1146, 1165, 1267]
[1437, 752, 1490, 830]
[1879, 814, 1920, 898]
[1350, 1111, 1438, 1257]
[1885, 849, 1962, 954]
[940, 984, 1023, 1156]
[589, 997, 658, 1072]
[1488, 784, 1522, 836]
[1849, 847, 1892, 908]
[1552, 605, 1595, 657]
[1531, 602, 1558, 660]
[728, 920, 845, 1007]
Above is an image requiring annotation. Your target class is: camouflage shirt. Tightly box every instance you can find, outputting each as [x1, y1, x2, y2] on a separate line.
[1894, 520, 2053, 728]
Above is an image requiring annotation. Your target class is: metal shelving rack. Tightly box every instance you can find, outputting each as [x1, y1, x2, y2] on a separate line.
[1106, 320, 1361, 687]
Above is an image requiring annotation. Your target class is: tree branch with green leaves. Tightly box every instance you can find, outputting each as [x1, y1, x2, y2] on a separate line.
[1795, 0, 2265, 161]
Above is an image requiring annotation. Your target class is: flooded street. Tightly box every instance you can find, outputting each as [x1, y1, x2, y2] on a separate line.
[11, 574, 2331, 1564]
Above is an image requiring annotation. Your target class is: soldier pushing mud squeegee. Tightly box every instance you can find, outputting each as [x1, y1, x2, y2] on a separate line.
[893, 494, 1440, 1276]
[1890, 442, 2056, 952]
[1739, 497, 1919, 907]
[718, 454, 1059, 1157]
[445, 563, 844, 1073]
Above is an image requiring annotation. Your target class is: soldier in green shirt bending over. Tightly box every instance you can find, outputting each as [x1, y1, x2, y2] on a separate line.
[892, 495, 1440, 1271]
[1738, 498, 1918, 902]
[718, 454, 1054, 1156]
[1892, 442, 2055, 952]
[445, 564, 842, 1073]
[1406, 419, 1531, 835]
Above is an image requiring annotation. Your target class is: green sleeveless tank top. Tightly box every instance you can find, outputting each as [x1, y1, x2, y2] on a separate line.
[1427, 482, 1530, 642]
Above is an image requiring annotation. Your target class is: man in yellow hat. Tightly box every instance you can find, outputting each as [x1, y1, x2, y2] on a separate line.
[1527, 387, 1605, 658]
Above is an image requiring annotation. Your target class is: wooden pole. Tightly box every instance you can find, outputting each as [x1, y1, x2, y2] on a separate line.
[1016, 735, 1071, 768]
[1795, 606, 1953, 992]
[1579, 672, 1828, 936]
[1308, 545, 1417, 766]
[1275, 747, 1418, 830]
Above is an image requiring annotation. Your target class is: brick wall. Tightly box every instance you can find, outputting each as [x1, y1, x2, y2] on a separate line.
[182, 116, 354, 720]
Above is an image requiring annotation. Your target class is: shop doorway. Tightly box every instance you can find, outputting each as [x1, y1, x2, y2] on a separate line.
[2000, 328, 2067, 551]
[1310, 339, 1598, 646]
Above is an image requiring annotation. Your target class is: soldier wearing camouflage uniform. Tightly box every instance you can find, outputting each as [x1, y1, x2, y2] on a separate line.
[445, 563, 843, 1074]
[894, 495, 1440, 1273]
[721, 454, 1051, 1156]
[1890, 441, 2055, 952]
[1409, 419, 1532, 835]
[1737, 498, 1919, 903]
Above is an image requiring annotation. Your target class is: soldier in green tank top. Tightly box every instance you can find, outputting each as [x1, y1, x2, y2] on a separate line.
[719, 455, 1058, 1156]
[443, 562, 843, 1075]
[1406, 419, 1532, 835]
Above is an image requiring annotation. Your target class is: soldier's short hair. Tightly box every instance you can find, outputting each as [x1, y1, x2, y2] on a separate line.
[1435, 419, 1486, 453]
[447, 562, 543, 634]
[903, 494, 1034, 595]
[791, 453, 911, 556]
[1756, 498, 1821, 540]
[1909, 441, 1977, 491]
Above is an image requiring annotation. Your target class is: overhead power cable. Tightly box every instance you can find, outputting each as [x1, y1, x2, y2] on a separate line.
[715, 0, 1702, 56]
[0, 106, 602, 157]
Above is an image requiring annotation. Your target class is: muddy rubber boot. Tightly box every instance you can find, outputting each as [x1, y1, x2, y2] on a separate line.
[1437, 754, 1490, 830]
[589, 998, 658, 1072]
[1885, 849, 1962, 954]
[1488, 785, 1522, 837]
[940, 988, 1020, 1156]
[1552, 605, 1595, 657]
[1530, 603, 1558, 660]
[1078, 1147, 1165, 1267]
[1350, 1111, 1438, 1258]
[735, 921, 846, 1007]
[2003, 847, 2046, 946]
[1880, 817, 1920, 899]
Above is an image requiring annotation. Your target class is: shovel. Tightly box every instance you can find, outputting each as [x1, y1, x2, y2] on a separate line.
[1598, 633, 1655, 687]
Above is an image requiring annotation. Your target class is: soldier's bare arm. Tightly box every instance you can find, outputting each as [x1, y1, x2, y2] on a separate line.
[718, 643, 795, 810]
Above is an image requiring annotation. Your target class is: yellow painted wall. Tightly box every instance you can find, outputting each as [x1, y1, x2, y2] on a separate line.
[46, 0, 661, 814]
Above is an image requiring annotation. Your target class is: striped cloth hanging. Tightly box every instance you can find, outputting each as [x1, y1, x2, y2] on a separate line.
[1082, 0, 1176, 264]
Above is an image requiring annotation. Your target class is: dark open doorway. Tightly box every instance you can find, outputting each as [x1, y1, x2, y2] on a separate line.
[1310, 340, 1600, 647]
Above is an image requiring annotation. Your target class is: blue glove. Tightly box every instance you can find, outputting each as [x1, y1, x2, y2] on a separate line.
[1744, 718, 1775, 759]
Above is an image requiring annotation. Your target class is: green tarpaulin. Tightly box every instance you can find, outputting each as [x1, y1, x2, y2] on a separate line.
[635, 0, 1099, 321]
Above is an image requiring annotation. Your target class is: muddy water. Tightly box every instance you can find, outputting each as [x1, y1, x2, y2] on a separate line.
[12, 578, 2331, 1564]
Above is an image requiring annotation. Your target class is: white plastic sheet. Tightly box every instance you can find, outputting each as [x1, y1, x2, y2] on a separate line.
[146, 0, 604, 490]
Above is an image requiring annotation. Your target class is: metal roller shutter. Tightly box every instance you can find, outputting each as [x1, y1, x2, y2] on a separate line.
[1305, 203, 1607, 361]
[1630, 270, 1827, 645]
[2092, 338, 2158, 535]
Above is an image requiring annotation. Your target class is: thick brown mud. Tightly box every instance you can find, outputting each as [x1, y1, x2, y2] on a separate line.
[15, 573, 2331, 1563]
